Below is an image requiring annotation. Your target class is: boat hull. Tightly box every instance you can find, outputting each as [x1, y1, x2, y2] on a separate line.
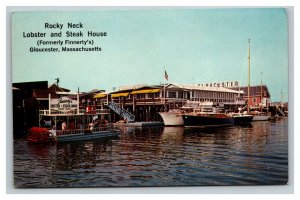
[27, 127, 53, 143]
[158, 112, 184, 126]
[233, 115, 254, 124]
[252, 115, 270, 121]
[56, 130, 119, 142]
[182, 114, 234, 126]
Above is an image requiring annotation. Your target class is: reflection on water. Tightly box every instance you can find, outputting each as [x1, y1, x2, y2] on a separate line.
[14, 119, 288, 188]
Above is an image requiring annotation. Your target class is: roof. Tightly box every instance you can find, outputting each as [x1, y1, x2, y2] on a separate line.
[167, 83, 243, 94]
[93, 92, 108, 99]
[110, 85, 161, 94]
[232, 85, 271, 98]
[13, 81, 48, 98]
[112, 83, 243, 94]
[68, 90, 105, 99]
[33, 84, 76, 99]
[130, 88, 160, 94]
[33, 89, 57, 99]
[48, 84, 70, 93]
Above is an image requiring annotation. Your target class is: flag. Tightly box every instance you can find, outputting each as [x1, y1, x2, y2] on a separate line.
[164, 70, 168, 80]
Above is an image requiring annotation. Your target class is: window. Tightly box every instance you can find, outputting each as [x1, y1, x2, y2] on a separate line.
[168, 91, 176, 98]
[178, 92, 183, 99]
[147, 93, 153, 98]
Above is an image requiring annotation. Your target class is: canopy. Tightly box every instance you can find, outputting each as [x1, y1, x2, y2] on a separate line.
[111, 92, 129, 98]
[130, 89, 160, 95]
[93, 93, 107, 98]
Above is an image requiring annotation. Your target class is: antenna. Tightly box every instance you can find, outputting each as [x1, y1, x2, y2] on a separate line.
[55, 78, 60, 87]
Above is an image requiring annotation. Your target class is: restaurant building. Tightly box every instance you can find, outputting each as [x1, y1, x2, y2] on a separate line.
[93, 83, 244, 122]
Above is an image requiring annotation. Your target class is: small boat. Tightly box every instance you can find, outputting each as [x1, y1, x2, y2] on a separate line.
[228, 112, 254, 124]
[27, 96, 119, 143]
[158, 109, 185, 126]
[250, 111, 270, 121]
[158, 101, 200, 126]
[182, 106, 234, 126]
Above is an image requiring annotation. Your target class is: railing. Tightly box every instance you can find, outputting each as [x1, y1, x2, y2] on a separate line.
[107, 101, 135, 122]
[57, 127, 109, 136]
[39, 109, 110, 115]
[80, 109, 110, 115]
[57, 129, 84, 136]
[90, 127, 109, 132]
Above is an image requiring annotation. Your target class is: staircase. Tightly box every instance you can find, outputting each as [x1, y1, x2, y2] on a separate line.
[107, 101, 135, 122]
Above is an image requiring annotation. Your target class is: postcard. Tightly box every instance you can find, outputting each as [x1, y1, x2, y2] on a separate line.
[12, 8, 289, 188]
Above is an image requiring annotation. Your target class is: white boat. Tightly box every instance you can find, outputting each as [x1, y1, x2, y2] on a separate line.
[159, 110, 184, 126]
[158, 101, 203, 126]
[253, 115, 270, 121]
[227, 112, 254, 124]
[251, 111, 270, 121]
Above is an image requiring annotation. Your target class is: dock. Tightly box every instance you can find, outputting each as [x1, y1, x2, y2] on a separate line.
[113, 121, 164, 127]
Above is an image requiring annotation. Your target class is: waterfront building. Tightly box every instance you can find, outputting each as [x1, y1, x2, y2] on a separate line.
[12, 81, 73, 134]
[171, 83, 244, 105]
[32, 83, 71, 110]
[14, 81, 272, 130]
[93, 83, 245, 122]
[13, 81, 48, 134]
[231, 85, 271, 108]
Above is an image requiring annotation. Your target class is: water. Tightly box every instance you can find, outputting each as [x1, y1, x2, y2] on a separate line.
[14, 118, 288, 188]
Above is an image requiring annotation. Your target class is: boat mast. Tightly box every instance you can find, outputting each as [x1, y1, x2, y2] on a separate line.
[261, 72, 263, 112]
[247, 39, 251, 114]
[164, 67, 166, 111]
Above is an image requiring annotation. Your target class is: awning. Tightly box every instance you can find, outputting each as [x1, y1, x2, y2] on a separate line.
[93, 93, 107, 98]
[130, 89, 160, 94]
[111, 92, 129, 98]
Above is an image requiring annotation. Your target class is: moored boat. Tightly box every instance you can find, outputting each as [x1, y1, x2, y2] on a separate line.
[158, 101, 200, 126]
[27, 95, 119, 143]
[182, 106, 234, 126]
[228, 113, 254, 124]
[244, 39, 270, 122]
[251, 111, 270, 121]
[158, 110, 184, 126]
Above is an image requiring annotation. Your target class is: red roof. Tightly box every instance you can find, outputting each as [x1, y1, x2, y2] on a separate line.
[33, 89, 57, 99]
[48, 84, 70, 93]
[32, 84, 70, 99]
[233, 85, 271, 98]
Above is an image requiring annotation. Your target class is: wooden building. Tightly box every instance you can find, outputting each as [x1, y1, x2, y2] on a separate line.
[232, 85, 271, 108]
[12, 82, 73, 134]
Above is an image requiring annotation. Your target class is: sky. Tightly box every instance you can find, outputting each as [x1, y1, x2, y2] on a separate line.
[12, 8, 288, 102]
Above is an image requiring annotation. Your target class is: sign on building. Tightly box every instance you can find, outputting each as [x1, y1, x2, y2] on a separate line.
[50, 97, 78, 112]
[199, 81, 239, 88]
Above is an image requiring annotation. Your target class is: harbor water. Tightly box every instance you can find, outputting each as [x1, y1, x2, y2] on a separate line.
[13, 118, 288, 188]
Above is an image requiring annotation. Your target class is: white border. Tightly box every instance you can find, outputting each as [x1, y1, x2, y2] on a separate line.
[1, 1, 298, 199]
